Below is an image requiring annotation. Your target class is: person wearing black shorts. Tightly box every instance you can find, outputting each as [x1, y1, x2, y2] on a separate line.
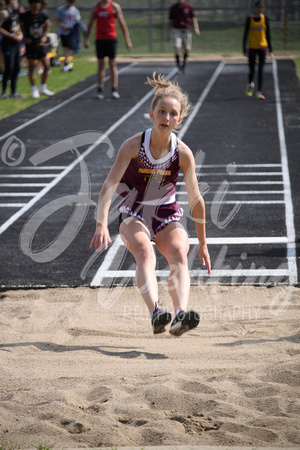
[85, 1, 132, 100]
[56, 0, 81, 72]
[20, 0, 54, 98]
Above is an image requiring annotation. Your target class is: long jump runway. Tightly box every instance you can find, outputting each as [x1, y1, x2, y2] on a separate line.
[0, 59, 299, 288]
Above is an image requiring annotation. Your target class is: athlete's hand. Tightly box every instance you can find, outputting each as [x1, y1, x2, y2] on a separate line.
[198, 243, 211, 275]
[90, 223, 112, 252]
[84, 39, 90, 49]
[14, 34, 23, 43]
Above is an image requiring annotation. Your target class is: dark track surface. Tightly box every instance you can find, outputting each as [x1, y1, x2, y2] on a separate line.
[0, 59, 299, 288]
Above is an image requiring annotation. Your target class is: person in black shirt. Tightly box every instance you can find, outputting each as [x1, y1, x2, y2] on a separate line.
[0, 0, 25, 98]
[20, 0, 54, 98]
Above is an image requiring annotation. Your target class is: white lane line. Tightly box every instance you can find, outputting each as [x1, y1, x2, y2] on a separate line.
[0, 183, 48, 187]
[178, 200, 285, 205]
[1, 174, 59, 178]
[178, 172, 282, 177]
[0, 65, 178, 236]
[0, 193, 36, 197]
[177, 181, 284, 185]
[10, 166, 67, 170]
[91, 61, 226, 287]
[176, 190, 284, 195]
[0, 63, 137, 142]
[0, 203, 27, 207]
[195, 164, 281, 168]
[273, 59, 298, 285]
[195, 236, 288, 245]
[178, 60, 226, 140]
[101, 269, 289, 279]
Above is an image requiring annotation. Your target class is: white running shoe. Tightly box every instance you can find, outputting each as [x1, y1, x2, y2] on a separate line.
[39, 87, 54, 97]
[62, 63, 73, 72]
[32, 89, 40, 99]
[10, 92, 26, 99]
[111, 90, 120, 99]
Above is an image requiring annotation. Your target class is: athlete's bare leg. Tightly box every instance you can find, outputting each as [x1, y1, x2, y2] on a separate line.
[119, 216, 158, 314]
[97, 58, 105, 88]
[155, 222, 190, 314]
[109, 58, 118, 89]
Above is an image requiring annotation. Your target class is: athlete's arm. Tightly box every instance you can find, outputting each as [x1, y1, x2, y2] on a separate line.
[192, 16, 200, 35]
[41, 18, 50, 43]
[243, 16, 250, 55]
[265, 17, 274, 56]
[90, 133, 141, 251]
[179, 140, 211, 274]
[0, 10, 22, 41]
[114, 2, 132, 50]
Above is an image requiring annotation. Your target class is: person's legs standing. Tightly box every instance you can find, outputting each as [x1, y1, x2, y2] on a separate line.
[39, 55, 54, 96]
[10, 44, 20, 95]
[1, 43, 12, 97]
[172, 28, 182, 69]
[248, 48, 256, 85]
[246, 48, 256, 96]
[257, 48, 266, 92]
[181, 29, 192, 73]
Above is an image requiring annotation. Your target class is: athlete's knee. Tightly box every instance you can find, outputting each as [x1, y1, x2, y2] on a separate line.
[134, 242, 155, 264]
[166, 243, 188, 267]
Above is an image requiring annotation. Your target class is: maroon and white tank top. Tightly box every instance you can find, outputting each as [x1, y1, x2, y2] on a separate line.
[118, 129, 180, 206]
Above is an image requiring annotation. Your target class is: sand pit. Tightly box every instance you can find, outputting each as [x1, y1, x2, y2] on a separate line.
[0, 285, 299, 448]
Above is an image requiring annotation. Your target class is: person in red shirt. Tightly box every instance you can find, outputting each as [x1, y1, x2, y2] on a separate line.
[85, 0, 132, 99]
[167, 0, 200, 73]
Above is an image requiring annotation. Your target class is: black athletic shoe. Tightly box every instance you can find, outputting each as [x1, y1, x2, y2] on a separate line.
[169, 309, 200, 336]
[151, 307, 172, 334]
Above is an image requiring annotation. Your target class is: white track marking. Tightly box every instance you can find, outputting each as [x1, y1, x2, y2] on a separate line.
[178, 201, 285, 205]
[272, 59, 298, 284]
[10, 166, 67, 170]
[0, 193, 36, 197]
[102, 269, 289, 279]
[0, 183, 48, 187]
[178, 61, 226, 140]
[0, 203, 27, 207]
[0, 174, 60, 178]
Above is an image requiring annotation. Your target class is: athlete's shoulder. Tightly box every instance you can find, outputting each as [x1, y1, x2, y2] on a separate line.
[0, 9, 9, 23]
[119, 132, 143, 159]
[112, 2, 122, 14]
[177, 139, 194, 167]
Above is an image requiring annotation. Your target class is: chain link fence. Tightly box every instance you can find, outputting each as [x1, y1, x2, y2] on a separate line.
[21, 0, 300, 54]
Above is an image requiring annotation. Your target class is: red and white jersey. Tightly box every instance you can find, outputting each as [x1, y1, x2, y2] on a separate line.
[118, 129, 180, 206]
[95, 1, 117, 40]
